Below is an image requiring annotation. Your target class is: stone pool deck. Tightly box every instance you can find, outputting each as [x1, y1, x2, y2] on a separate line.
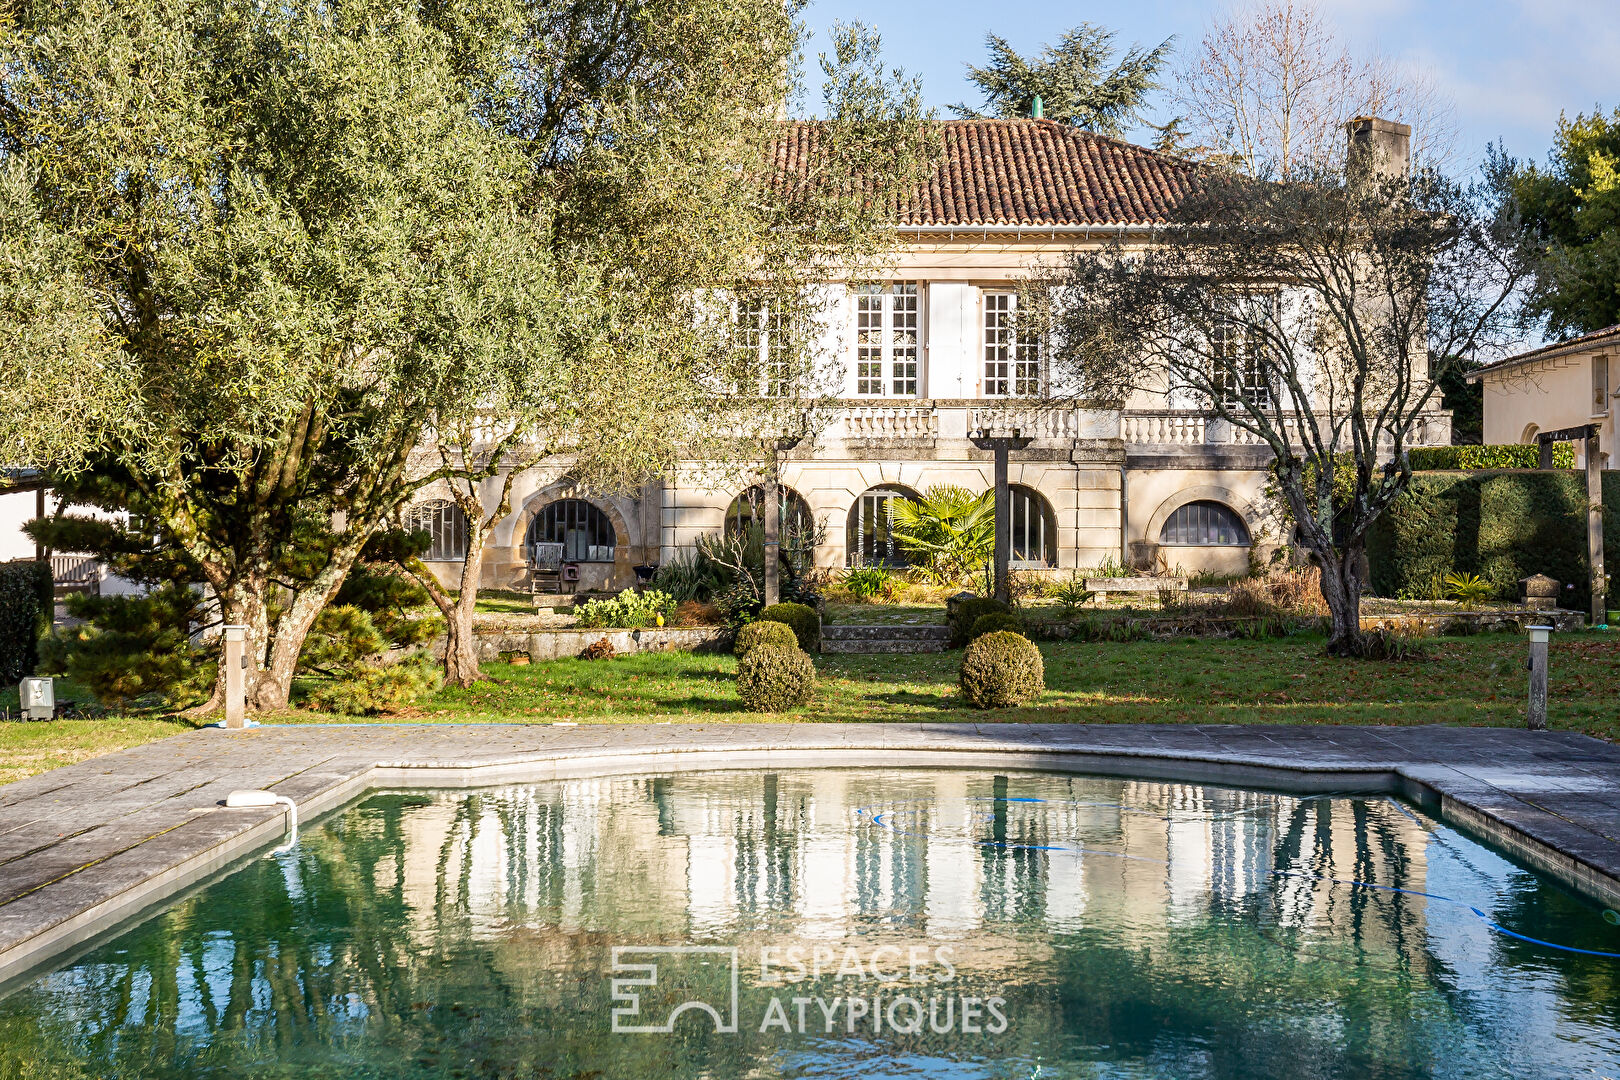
[3, 722, 1620, 985]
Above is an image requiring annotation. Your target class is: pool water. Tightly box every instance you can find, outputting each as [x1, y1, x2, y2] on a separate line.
[2, 769, 1618, 1079]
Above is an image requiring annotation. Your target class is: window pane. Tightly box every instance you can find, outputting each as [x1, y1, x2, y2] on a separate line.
[406, 500, 467, 562]
[853, 283, 919, 397]
[1007, 486, 1054, 566]
[891, 283, 918, 397]
[1159, 501, 1249, 546]
[985, 293, 1038, 397]
[528, 499, 616, 562]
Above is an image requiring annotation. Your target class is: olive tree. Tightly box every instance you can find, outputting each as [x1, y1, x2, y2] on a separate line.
[0, 0, 930, 706]
[1035, 157, 1532, 655]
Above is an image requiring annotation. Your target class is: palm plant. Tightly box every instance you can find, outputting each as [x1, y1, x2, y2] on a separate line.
[888, 486, 995, 585]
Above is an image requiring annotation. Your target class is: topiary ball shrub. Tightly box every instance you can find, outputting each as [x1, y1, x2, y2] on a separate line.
[948, 596, 1011, 647]
[958, 631, 1044, 709]
[968, 612, 1025, 641]
[734, 619, 799, 656]
[736, 643, 816, 711]
[757, 602, 821, 652]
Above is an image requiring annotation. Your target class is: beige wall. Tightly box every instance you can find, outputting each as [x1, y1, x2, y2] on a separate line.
[1479, 350, 1615, 467]
[1125, 468, 1279, 576]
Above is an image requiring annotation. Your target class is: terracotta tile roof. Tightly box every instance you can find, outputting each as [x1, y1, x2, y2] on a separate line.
[1469, 324, 1620, 380]
[770, 118, 1202, 228]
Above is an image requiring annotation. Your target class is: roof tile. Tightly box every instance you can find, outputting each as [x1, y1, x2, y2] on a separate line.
[771, 118, 1201, 228]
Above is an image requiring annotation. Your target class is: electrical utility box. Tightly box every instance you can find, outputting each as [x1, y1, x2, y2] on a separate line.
[19, 677, 55, 721]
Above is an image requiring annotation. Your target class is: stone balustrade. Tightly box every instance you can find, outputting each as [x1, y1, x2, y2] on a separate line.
[838, 405, 939, 440]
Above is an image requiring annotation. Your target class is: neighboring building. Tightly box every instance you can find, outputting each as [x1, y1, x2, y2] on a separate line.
[407, 117, 1449, 592]
[1469, 324, 1618, 467]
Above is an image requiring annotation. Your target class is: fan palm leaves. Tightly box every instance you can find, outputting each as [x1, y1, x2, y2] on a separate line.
[888, 485, 995, 585]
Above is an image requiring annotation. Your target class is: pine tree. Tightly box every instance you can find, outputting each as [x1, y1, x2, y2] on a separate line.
[952, 25, 1172, 135]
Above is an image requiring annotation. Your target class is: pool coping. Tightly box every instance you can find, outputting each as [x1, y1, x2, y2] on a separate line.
[2, 722, 1619, 988]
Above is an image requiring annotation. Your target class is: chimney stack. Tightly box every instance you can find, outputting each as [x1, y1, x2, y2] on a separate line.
[1345, 116, 1411, 178]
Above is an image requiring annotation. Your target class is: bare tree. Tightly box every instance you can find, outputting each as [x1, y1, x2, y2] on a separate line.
[1035, 154, 1532, 655]
[1174, 0, 1456, 177]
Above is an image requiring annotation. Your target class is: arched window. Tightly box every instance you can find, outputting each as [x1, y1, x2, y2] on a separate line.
[405, 500, 468, 562]
[1159, 501, 1250, 546]
[1007, 485, 1057, 567]
[527, 499, 616, 562]
[725, 486, 814, 537]
[846, 485, 917, 566]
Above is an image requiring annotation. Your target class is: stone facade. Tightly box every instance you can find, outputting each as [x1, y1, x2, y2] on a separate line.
[407, 120, 1452, 592]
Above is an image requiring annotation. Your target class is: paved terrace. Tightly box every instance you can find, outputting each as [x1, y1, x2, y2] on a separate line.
[3, 722, 1620, 985]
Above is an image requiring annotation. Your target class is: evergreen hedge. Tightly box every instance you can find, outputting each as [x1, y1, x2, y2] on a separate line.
[947, 596, 1011, 647]
[757, 602, 820, 652]
[1367, 471, 1619, 608]
[0, 559, 53, 684]
[1407, 444, 1575, 470]
[968, 612, 1025, 641]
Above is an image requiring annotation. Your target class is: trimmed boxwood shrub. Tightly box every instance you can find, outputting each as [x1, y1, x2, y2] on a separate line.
[1367, 471, 1619, 610]
[968, 612, 1025, 641]
[734, 620, 799, 656]
[948, 596, 1011, 647]
[737, 643, 816, 711]
[758, 602, 820, 652]
[958, 630, 1044, 708]
[1408, 444, 1575, 470]
[0, 559, 54, 684]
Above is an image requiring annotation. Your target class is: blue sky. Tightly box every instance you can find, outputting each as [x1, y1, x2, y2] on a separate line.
[802, 0, 1618, 172]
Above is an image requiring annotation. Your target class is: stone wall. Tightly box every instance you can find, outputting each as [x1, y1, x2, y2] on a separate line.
[445, 626, 732, 662]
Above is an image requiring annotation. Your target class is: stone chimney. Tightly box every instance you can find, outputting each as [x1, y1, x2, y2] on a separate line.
[1345, 116, 1411, 178]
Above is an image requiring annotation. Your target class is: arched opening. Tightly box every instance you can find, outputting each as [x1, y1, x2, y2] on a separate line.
[846, 484, 918, 567]
[725, 485, 814, 538]
[1521, 423, 1540, 445]
[405, 499, 468, 562]
[526, 498, 617, 562]
[1159, 500, 1250, 546]
[1006, 485, 1058, 567]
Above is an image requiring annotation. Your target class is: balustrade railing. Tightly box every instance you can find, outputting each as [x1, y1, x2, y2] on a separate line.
[838, 406, 939, 440]
[966, 406, 1078, 440]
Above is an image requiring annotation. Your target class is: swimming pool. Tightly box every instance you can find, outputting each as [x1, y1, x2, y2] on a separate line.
[2, 769, 1617, 1078]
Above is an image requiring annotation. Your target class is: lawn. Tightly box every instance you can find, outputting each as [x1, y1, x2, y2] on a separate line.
[3, 631, 1616, 785]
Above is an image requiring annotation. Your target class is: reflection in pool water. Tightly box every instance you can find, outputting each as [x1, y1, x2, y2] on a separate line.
[2, 770, 1618, 1079]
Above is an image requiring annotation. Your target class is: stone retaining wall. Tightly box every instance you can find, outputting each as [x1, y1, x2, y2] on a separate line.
[442, 626, 732, 662]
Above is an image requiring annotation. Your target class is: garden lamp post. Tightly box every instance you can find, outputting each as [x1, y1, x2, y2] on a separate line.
[968, 428, 1034, 605]
[1526, 624, 1552, 731]
[763, 435, 803, 608]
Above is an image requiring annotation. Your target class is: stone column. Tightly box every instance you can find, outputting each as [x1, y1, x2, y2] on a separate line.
[763, 469, 781, 609]
[993, 444, 1011, 604]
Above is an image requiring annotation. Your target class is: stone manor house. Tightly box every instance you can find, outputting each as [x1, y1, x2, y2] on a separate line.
[404, 117, 1451, 594]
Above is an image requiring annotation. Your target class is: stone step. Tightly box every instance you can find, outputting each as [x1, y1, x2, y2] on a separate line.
[821, 624, 951, 654]
[822, 625, 950, 640]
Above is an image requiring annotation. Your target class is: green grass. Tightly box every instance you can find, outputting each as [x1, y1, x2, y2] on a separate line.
[6, 632, 1617, 785]
[301, 630, 1620, 736]
[0, 677, 200, 784]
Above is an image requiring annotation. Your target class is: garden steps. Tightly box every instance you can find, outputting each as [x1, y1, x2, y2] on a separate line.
[822, 624, 951, 654]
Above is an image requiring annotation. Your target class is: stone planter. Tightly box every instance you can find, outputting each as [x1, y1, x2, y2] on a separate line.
[1520, 573, 1560, 611]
